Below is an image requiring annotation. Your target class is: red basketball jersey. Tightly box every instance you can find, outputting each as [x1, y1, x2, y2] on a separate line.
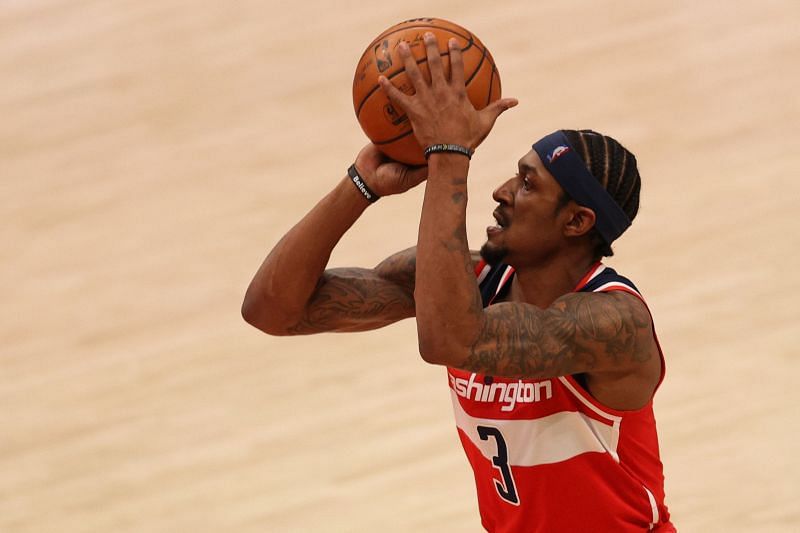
[448, 262, 675, 532]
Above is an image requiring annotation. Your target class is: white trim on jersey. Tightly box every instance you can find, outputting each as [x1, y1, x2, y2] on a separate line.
[591, 272, 663, 526]
[451, 390, 621, 467]
[585, 264, 607, 284]
[494, 266, 515, 297]
[593, 280, 643, 299]
[644, 485, 660, 529]
[476, 263, 492, 285]
[557, 377, 622, 462]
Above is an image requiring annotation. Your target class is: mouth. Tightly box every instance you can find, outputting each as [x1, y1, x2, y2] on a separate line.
[487, 208, 509, 235]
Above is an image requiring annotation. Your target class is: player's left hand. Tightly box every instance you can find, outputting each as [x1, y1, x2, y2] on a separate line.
[378, 33, 518, 152]
[355, 143, 428, 196]
[354, 143, 427, 197]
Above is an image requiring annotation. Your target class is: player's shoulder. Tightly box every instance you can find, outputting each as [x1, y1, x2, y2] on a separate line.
[563, 264, 652, 326]
[580, 264, 642, 298]
[569, 289, 651, 324]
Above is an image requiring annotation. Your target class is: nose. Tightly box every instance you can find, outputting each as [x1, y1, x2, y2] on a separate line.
[492, 176, 517, 205]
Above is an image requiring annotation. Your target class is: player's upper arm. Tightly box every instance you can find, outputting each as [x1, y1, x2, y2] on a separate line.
[284, 265, 414, 334]
[375, 247, 483, 287]
[452, 290, 658, 380]
[279, 247, 483, 335]
[278, 247, 415, 335]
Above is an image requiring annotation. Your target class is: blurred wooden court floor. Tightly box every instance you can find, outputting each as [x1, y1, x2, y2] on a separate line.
[2, 1, 799, 531]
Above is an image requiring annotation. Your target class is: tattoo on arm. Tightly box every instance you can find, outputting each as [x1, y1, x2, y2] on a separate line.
[442, 222, 471, 273]
[289, 247, 486, 335]
[462, 292, 653, 378]
[450, 177, 467, 206]
[374, 246, 416, 292]
[288, 267, 416, 334]
[288, 248, 420, 334]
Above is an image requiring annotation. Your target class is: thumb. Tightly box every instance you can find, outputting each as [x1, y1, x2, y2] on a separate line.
[485, 97, 519, 122]
[474, 98, 519, 147]
[374, 162, 428, 195]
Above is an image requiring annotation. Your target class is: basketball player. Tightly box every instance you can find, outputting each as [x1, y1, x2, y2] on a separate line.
[243, 33, 675, 532]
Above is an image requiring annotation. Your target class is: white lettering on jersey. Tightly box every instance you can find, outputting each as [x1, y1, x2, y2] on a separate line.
[449, 372, 553, 412]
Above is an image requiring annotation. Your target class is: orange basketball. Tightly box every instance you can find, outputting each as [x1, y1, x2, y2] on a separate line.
[353, 18, 502, 165]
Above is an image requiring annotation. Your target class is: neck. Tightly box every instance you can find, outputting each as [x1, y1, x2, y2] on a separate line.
[510, 251, 597, 308]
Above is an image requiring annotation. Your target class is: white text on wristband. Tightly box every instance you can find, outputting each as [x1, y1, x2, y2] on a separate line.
[347, 164, 380, 203]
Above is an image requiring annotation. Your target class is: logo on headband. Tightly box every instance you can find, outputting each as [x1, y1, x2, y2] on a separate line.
[547, 145, 571, 163]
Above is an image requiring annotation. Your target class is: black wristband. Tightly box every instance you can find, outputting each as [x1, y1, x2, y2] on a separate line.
[347, 164, 380, 203]
[423, 143, 474, 160]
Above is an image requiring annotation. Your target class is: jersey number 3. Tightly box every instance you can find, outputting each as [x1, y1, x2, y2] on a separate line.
[477, 425, 520, 505]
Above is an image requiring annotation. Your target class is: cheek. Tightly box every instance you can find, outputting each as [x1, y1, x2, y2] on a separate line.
[513, 202, 555, 230]
[510, 211, 563, 251]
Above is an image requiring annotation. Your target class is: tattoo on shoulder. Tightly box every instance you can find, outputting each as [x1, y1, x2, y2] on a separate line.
[463, 292, 654, 377]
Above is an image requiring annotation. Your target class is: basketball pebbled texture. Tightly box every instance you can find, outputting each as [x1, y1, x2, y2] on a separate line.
[353, 18, 502, 165]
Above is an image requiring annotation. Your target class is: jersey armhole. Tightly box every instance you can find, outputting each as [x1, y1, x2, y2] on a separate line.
[597, 286, 668, 394]
[573, 286, 667, 412]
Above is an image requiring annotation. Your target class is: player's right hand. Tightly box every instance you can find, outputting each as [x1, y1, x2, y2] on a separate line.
[378, 35, 517, 154]
[354, 143, 427, 197]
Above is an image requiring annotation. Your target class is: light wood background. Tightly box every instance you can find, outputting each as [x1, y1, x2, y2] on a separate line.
[2, 1, 798, 531]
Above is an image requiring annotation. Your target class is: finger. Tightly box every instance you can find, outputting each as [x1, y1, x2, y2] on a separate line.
[448, 38, 465, 89]
[474, 98, 519, 146]
[397, 40, 424, 92]
[378, 75, 411, 110]
[423, 32, 446, 86]
[484, 97, 519, 122]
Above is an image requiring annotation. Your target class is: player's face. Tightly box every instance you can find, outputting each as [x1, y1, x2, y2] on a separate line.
[480, 150, 570, 267]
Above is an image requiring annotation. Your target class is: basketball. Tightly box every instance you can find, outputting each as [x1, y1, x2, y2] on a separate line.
[353, 18, 502, 165]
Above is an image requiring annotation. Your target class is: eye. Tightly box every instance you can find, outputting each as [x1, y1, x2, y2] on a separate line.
[521, 175, 531, 191]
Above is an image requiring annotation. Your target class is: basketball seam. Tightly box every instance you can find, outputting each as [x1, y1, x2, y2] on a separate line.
[464, 31, 487, 87]
[353, 22, 496, 150]
[486, 62, 497, 106]
[355, 37, 478, 117]
[368, 23, 478, 51]
[370, 41, 492, 146]
[372, 129, 413, 146]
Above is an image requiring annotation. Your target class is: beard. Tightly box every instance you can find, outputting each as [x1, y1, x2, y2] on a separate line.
[479, 240, 509, 267]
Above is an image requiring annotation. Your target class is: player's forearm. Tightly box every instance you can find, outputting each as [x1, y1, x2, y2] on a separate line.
[242, 175, 371, 333]
[415, 155, 483, 364]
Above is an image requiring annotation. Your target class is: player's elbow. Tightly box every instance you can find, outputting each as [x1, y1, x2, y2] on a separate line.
[417, 332, 463, 367]
[241, 293, 271, 332]
[241, 286, 294, 336]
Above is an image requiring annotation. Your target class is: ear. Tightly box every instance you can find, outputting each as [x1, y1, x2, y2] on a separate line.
[563, 206, 597, 238]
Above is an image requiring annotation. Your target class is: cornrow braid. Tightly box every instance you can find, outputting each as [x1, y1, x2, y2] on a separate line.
[562, 129, 641, 259]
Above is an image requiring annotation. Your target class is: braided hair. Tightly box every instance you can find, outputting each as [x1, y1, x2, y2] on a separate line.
[562, 129, 641, 259]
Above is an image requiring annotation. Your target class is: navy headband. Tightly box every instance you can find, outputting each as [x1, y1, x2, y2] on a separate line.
[532, 131, 631, 244]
